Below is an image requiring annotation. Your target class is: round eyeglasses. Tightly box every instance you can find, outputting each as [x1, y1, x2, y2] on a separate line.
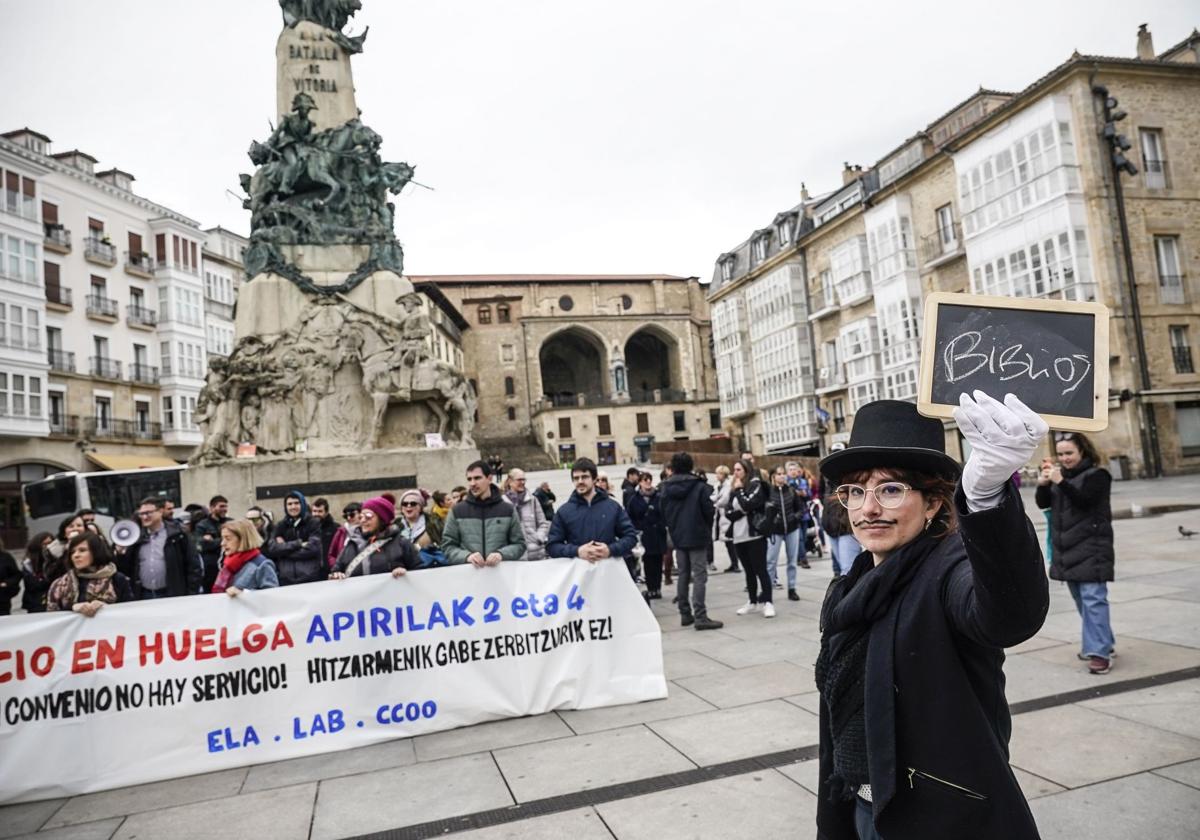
[835, 482, 913, 510]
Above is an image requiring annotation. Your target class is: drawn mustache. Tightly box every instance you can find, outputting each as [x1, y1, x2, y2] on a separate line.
[854, 519, 897, 527]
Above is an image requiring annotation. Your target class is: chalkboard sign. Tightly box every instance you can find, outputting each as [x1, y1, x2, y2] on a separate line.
[917, 292, 1109, 432]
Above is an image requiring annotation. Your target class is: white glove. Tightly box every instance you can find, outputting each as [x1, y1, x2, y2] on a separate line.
[954, 391, 1049, 512]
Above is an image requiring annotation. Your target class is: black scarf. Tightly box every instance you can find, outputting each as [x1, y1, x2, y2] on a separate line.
[814, 534, 939, 799]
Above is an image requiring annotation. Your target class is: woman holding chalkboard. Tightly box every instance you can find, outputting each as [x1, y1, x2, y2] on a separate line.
[1035, 432, 1115, 675]
[814, 393, 1049, 840]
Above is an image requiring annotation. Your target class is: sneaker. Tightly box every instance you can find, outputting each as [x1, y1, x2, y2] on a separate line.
[1077, 650, 1117, 661]
[788, 589, 800, 601]
[799, 559, 811, 569]
[736, 602, 761, 615]
[708, 563, 717, 572]
[680, 613, 695, 627]
[774, 581, 783, 589]
[694, 615, 724, 631]
[725, 566, 740, 574]
[762, 602, 776, 618]
[1088, 656, 1111, 675]
[647, 590, 662, 600]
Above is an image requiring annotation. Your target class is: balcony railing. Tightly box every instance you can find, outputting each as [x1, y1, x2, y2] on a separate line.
[133, 421, 163, 441]
[89, 356, 122, 379]
[84, 418, 160, 441]
[921, 223, 963, 264]
[47, 349, 75, 373]
[49, 414, 80, 437]
[1144, 159, 1170, 190]
[129, 363, 160, 385]
[86, 294, 119, 319]
[1159, 275, 1186, 305]
[125, 251, 156, 275]
[808, 288, 838, 317]
[45, 284, 73, 308]
[1174, 346, 1196, 375]
[204, 298, 234, 320]
[127, 304, 158, 328]
[44, 225, 71, 252]
[83, 237, 117, 265]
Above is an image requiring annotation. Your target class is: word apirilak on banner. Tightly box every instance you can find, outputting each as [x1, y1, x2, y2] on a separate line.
[0, 561, 666, 804]
[917, 291, 1110, 432]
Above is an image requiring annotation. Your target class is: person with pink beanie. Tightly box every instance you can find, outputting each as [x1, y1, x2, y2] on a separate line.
[330, 495, 420, 579]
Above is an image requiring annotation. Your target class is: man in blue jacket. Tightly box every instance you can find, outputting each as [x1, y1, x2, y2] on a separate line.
[547, 458, 638, 563]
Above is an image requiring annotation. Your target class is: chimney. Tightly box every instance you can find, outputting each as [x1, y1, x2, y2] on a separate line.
[842, 162, 858, 186]
[800, 181, 810, 202]
[1137, 24, 1155, 60]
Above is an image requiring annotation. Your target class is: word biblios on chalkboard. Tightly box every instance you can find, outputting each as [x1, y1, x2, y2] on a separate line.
[917, 292, 1110, 432]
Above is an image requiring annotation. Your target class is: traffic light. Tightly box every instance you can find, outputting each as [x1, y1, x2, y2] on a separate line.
[1092, 84, 1138, 176]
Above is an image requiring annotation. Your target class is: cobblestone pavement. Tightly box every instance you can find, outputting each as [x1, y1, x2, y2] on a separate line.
[3, 466, 1199, 839]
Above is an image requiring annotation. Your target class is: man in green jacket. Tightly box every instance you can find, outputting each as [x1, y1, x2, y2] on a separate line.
[442, 460, 527, 566]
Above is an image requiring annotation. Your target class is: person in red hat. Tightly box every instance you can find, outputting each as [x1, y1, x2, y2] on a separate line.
[330, 495, 420, 579]
[814, 392, 1049, 840]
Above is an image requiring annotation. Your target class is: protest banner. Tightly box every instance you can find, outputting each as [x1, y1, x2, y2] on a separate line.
[917, 291, 1110, 431]
[0, 559, 666, 804]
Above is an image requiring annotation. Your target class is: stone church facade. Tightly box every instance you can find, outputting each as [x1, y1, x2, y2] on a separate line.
[416, 274, 721, 466]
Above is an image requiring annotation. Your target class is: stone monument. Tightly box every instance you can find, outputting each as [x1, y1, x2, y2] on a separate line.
[183, 0, 478, 510]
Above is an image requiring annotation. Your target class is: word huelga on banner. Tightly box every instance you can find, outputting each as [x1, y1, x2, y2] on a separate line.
[0, 559, 666, 805]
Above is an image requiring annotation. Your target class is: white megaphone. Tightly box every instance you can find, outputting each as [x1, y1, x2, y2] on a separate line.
[110, 519, 141, 547]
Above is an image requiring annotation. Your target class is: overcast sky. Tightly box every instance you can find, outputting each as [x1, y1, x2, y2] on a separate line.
[3, 1, 1195, 280]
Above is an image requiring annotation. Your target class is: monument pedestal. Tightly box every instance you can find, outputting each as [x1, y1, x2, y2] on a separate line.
[182, 447, 479, 517]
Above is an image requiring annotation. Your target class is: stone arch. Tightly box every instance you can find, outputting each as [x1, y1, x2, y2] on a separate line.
[539, 326, 608, 405]
[624, 325, 682, 399]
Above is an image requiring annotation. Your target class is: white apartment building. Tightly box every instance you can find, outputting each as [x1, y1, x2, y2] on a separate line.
[202, 226, 246, 360]
[0, 128, 227, 484]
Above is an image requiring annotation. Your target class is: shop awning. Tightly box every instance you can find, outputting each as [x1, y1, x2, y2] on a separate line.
[86, 453, 181, 471]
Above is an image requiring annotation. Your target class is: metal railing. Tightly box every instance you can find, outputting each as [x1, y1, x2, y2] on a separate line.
[1174, 346, 1195, 375]
[85, 294, 119, 318]
[1158, 276, 1186, 305]
[45, 284, 73, 307]
[44, 225, 71, 251]
[89, 356, 122, 379]
[129, 363, 159, 384]
[125, 250, 155, 274]
[921, 222, 962, 263]
[127, 304, 158, 327]
[47, 349, 75, 373]
[1143, 159, 1170, 189]
[808, 287, 838, 315]
[83, 237, 117, 264]
[49, 414, 79, 436]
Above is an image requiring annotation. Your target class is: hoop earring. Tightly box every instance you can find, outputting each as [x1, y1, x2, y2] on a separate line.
[924, 518, 933, 532]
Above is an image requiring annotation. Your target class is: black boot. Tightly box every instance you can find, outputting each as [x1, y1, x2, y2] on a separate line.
[694, 613, 724, 631]
[680, 611, 695, 627]
[788, 588, 800, 601]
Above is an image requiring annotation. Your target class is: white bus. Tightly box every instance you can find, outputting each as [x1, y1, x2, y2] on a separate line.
[22, 465, 185, 538]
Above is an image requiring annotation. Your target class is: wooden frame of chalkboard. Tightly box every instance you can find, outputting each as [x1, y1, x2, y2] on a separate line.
[917, 292, 1110, 432]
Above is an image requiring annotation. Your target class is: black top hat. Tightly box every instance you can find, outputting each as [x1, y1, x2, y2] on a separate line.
[819, 400, 961, 483]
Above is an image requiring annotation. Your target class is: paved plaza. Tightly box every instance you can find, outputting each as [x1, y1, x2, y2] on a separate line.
[3, 470, 1200, 839]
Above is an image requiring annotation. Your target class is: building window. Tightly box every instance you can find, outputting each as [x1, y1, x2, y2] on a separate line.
[621, 294, 633, 310]
[935, 204, 958, 250]
[162, 395, 174, 428]
[497, 303, 510, 323]
[558, 417, 572, 439]
[832, 398, 846, 433]
[48, 391, 64, 428]
[1170, 326, 1194, 374]
[0, 372, 42, 418]
[3, 234, 38, 284]
[673, 410, 686, 432]
[504, 376, 515, 396]
[558, 295, 574, 312]
[777, 218, 794, 246]
[558, 444, 576, 464]
[477, 305, 491, 324]
[506, 406, 516, 421]
[1140, 128, 1168, 189]
[1179, 402, 1200, 457]
[94, 396, 111, 431]
[1155, 236, 1184, 305]
[636, 412, 649, 434]
[596, 441, 616, 466]
[753, 235, 769, 264]
[598, 414, 611, 436]
[135, 401, 151, 433]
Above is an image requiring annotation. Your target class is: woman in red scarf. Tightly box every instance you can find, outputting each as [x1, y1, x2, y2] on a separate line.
[213, 519, 279, 596]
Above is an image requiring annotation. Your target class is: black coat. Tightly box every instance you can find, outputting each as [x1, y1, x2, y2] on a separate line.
[0, 550, 21, 615]
[821, 492, 854, 539]
[119, 520, 203, 597]
[315, 515, 339, 564]
[1035, 462, 1114, 583]
[729, 478, 768, 539]
[816, 486, 1049, 840]
[660, 473, 715, 550]
[626, 489, 669, 555]
[333, 525, 421, 576]
[193, 515, 231, 571]
[533, 487, 556, 520]
[264, 515, 326, 586]
[762, 483, 805, 536]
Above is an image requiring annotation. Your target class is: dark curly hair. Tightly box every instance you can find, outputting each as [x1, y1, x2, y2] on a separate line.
[838, 466, 958, 538]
